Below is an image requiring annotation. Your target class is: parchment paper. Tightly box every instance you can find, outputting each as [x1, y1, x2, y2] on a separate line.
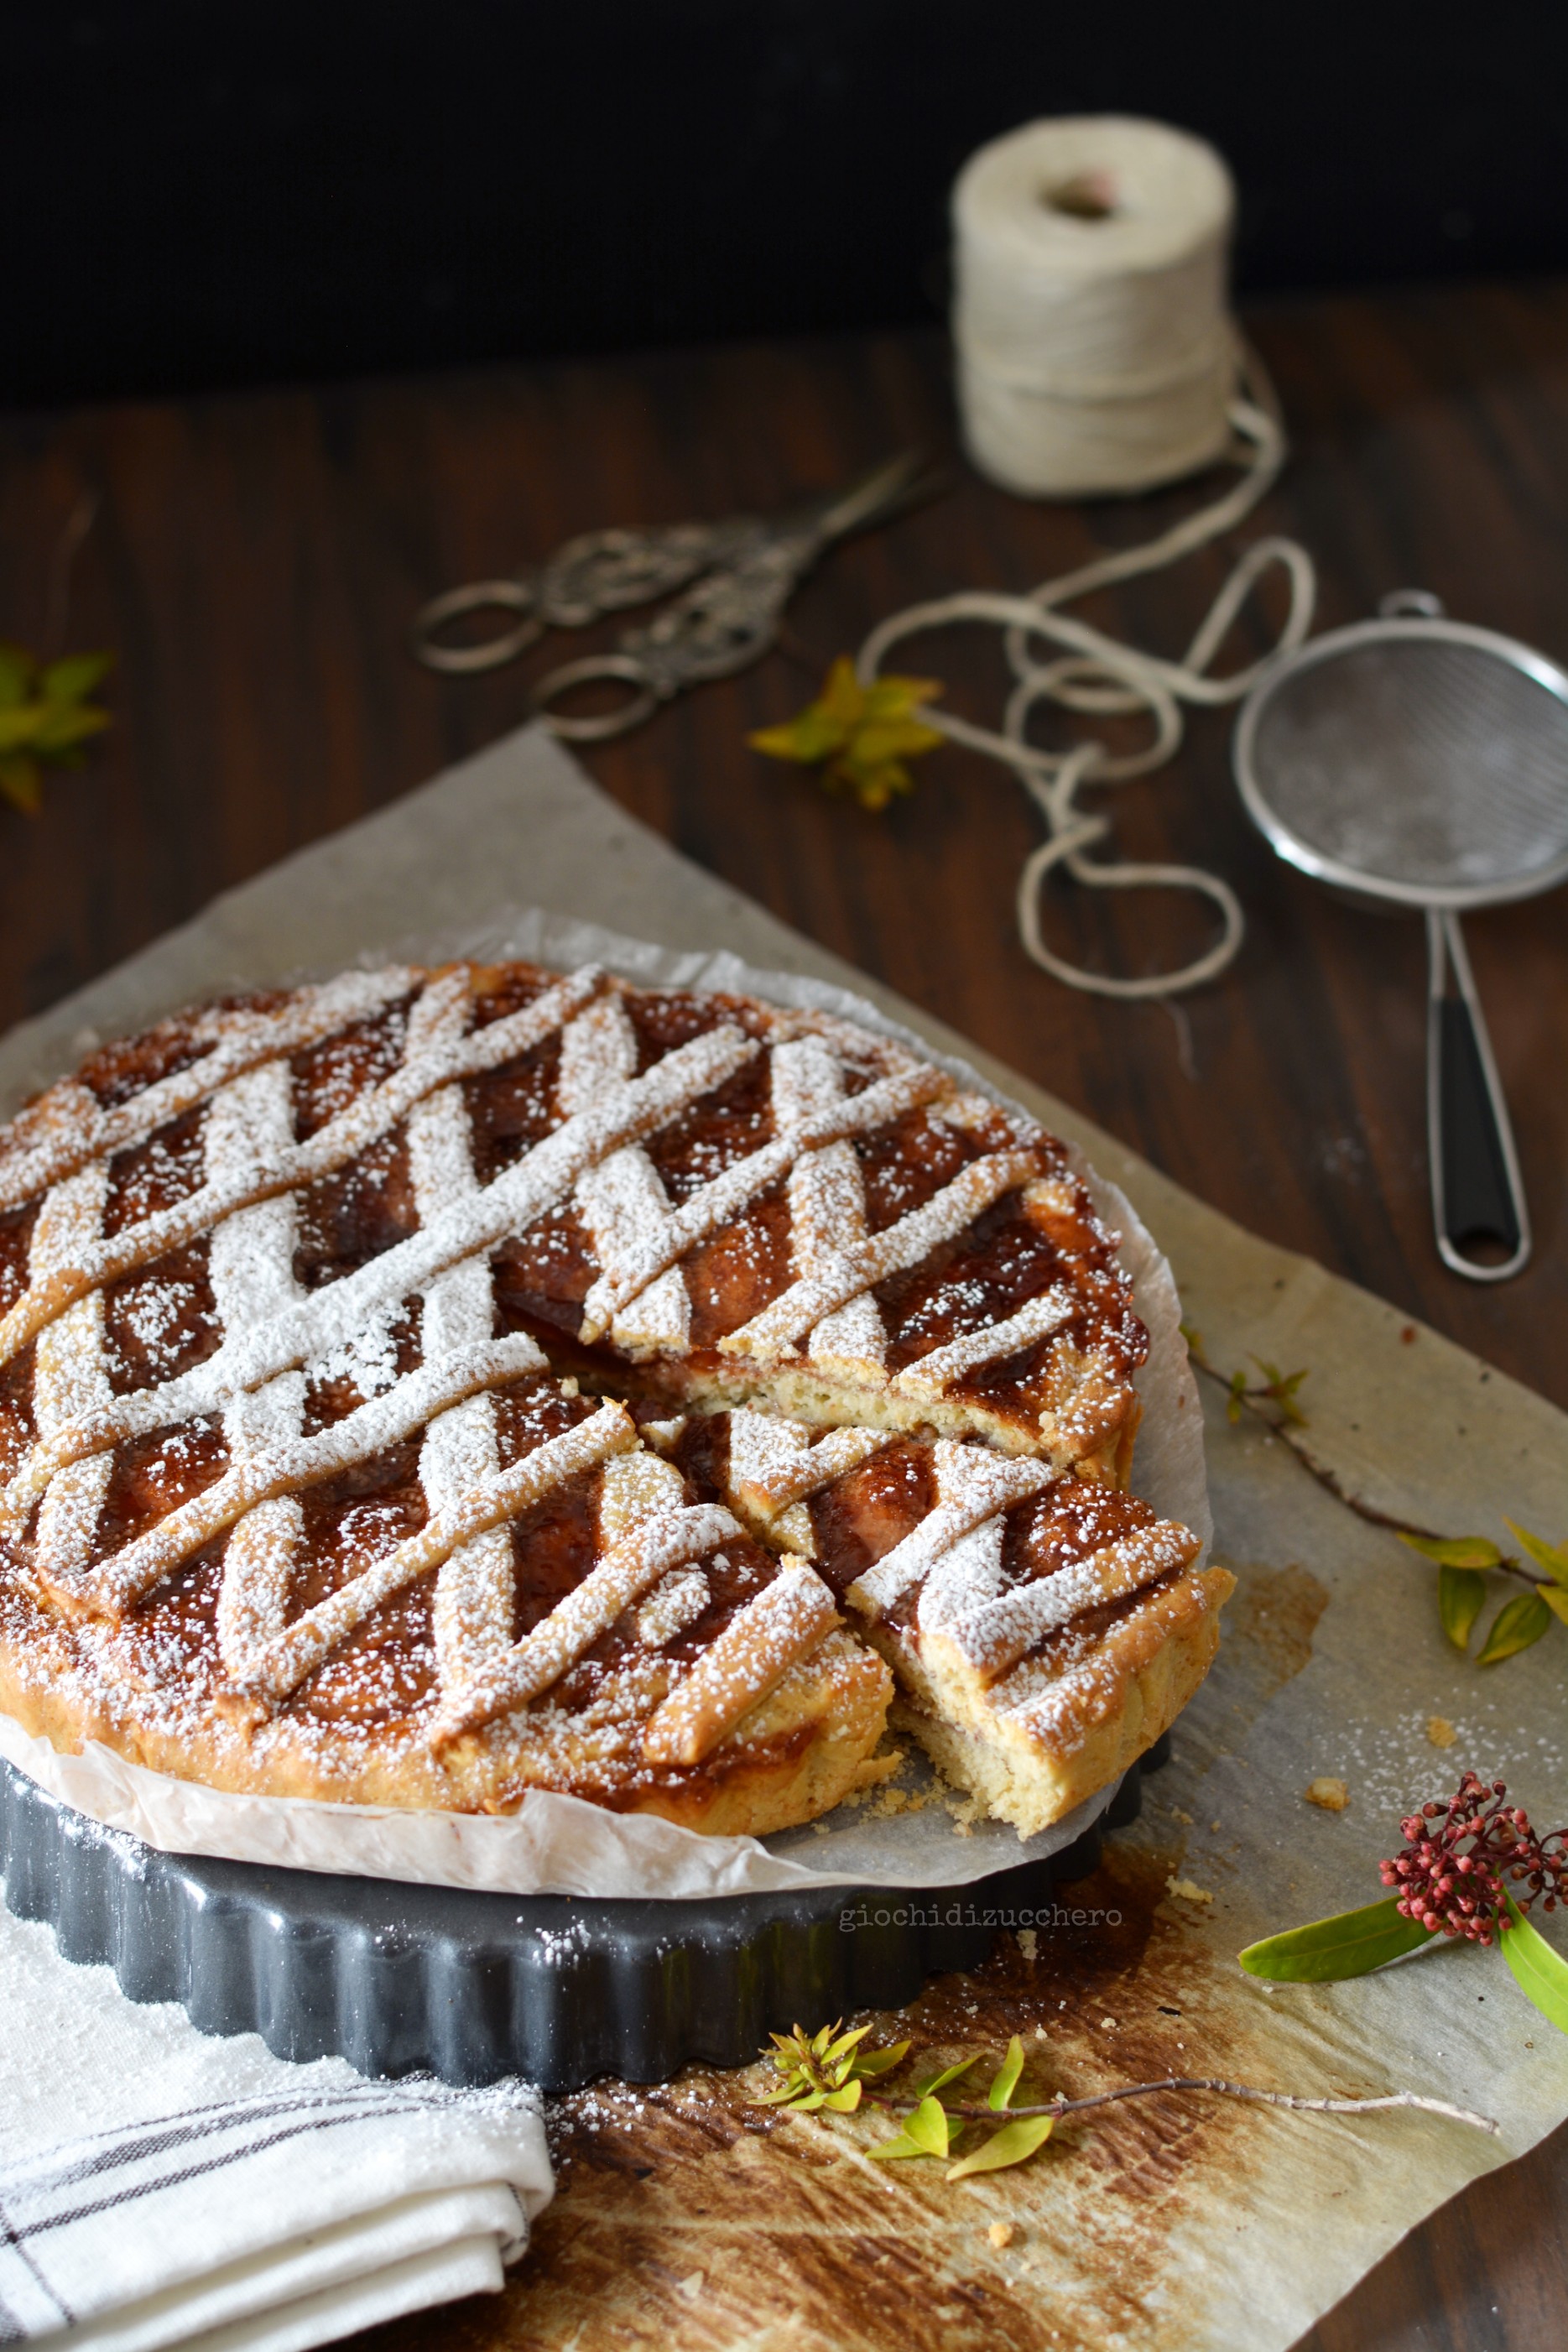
[2, 723, 1565, 2351]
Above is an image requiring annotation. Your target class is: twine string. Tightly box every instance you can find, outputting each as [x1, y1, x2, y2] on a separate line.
[857, 356, 1317, 1000]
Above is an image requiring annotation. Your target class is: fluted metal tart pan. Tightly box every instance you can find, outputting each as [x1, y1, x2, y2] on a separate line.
[0, 1740, 1166, 2092]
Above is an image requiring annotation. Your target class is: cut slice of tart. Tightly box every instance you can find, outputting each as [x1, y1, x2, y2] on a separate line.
[664, 1405, 1232, 1838]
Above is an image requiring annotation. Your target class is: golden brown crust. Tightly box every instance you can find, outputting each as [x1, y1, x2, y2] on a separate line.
[873, 1566, 1234, 1838]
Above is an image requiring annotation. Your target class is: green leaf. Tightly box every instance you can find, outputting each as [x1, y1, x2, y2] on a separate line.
[852, 2040, 912, 2078]
[1503, 1520, 1568, 1587]
[864, 2131, 927, 2162]
[914, 2055, 979, 2101]
[1539, 1586, 1568, 1627]
[820, 2078, 863, 2112]
[1399, 1531, 1503, 1570]
[1500, 1896, 1568, 2038]
[903, 2094, 952, 2157]
[1438, 1565, 1488, 1651]
[0, 643, 37, 707]
[987, 2035, 1024, 2113]
[39, 651, 112, 706]
[1227, 1369, 1247, 1425]
[1238, 1894, 1432, 1982]
[1248, 1358, 1309, 1424]
[946, 2115, 1055, 2179]
[1476, 1591, 1553, 1665]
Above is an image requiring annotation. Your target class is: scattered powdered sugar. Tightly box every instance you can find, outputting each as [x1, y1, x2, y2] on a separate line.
[309, 1298, 406, 1402]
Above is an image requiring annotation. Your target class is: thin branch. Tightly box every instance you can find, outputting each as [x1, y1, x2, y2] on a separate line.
[1187, 1349, 1547, 1591]
[871, 2078, 1498, 2136]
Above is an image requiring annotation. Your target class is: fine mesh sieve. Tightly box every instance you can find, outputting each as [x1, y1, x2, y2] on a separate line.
[1234, 597, 1568, 1282]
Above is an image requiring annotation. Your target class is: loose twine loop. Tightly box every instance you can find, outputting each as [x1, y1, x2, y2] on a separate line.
[857, 354, 1316, 999]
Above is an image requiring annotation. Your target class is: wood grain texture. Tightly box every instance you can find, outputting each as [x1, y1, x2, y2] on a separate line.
[1, 284, 1565, 2347]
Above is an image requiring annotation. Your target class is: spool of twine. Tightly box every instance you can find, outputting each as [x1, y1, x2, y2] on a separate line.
[953, 116, 1237, 498]
[851, 117, 1318, 1002]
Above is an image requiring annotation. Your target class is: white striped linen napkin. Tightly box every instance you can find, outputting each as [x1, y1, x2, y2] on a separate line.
[0, 1899, 553, 2352]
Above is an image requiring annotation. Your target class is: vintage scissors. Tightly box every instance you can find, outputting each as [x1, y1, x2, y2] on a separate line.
[409, 451, 942, 741]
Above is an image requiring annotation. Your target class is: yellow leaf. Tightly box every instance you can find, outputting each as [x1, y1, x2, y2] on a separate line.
[1476, 1590, 1553, 1664]
[817, 654, 868, 728]
[1503, 1520, 1568, 1586]
[848, 717, 946, 766]
[946, 2115, 1055, 2178]
[0, 754, 42, 813]
[748, 713, 845, 764]
[0, 707, 45, 754]
[750, 659, 945, 811]
[30, 704, 110, 754]
[862, 673, 940, 722]
[903, 2094, 952, 2156]
[0, 643, 36, 707]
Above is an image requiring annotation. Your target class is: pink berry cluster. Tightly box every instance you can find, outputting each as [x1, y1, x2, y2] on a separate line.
[1379, 1773, 1568, 1946]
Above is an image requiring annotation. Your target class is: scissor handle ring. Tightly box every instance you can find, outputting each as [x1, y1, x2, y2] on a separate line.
[411, 580, 543, 674]
[532, 654, 660, 741]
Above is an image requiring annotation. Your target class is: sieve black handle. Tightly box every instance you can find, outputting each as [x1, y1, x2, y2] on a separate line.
[1425, 910, 1531, 1281]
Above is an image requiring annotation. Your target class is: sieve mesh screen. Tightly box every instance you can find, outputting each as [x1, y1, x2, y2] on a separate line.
[1248, 639, 1568, 891]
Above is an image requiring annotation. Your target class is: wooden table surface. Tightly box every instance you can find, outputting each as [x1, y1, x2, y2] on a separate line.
[2, 282, 1565, 2348]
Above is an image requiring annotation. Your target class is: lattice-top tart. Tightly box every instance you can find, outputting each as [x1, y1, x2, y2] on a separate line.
[0, 958, 1224, 1835]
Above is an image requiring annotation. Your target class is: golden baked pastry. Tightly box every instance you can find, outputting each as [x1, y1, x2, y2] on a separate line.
[0, 957, 1220, 1837]
[669, 1406, 1232, 1836]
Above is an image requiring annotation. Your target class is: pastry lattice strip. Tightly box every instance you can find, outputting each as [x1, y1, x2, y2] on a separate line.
[0, 966, 415, 1217]
[2, 1012, 756, 1520]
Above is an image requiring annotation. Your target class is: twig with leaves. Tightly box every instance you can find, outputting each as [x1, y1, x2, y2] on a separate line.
[1243, 1771, 1568, 2037]
[1181, 1325, 1567, 1666]
[753, 2022, 1500, 2181]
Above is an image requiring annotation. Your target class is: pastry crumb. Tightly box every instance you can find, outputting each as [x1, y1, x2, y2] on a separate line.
[1016, 1927, 1038, 1963]
[1426, 1717, 1456, 1748]
[1170, 1807, 1195, 1825]
[1305, 1777, 1350, 1812]
[987, 2221, 1014, 2249]
[1167, 1876, 1212, 1905]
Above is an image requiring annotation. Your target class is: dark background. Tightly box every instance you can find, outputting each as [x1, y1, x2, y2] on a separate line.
[6, 0, 1568, 408]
